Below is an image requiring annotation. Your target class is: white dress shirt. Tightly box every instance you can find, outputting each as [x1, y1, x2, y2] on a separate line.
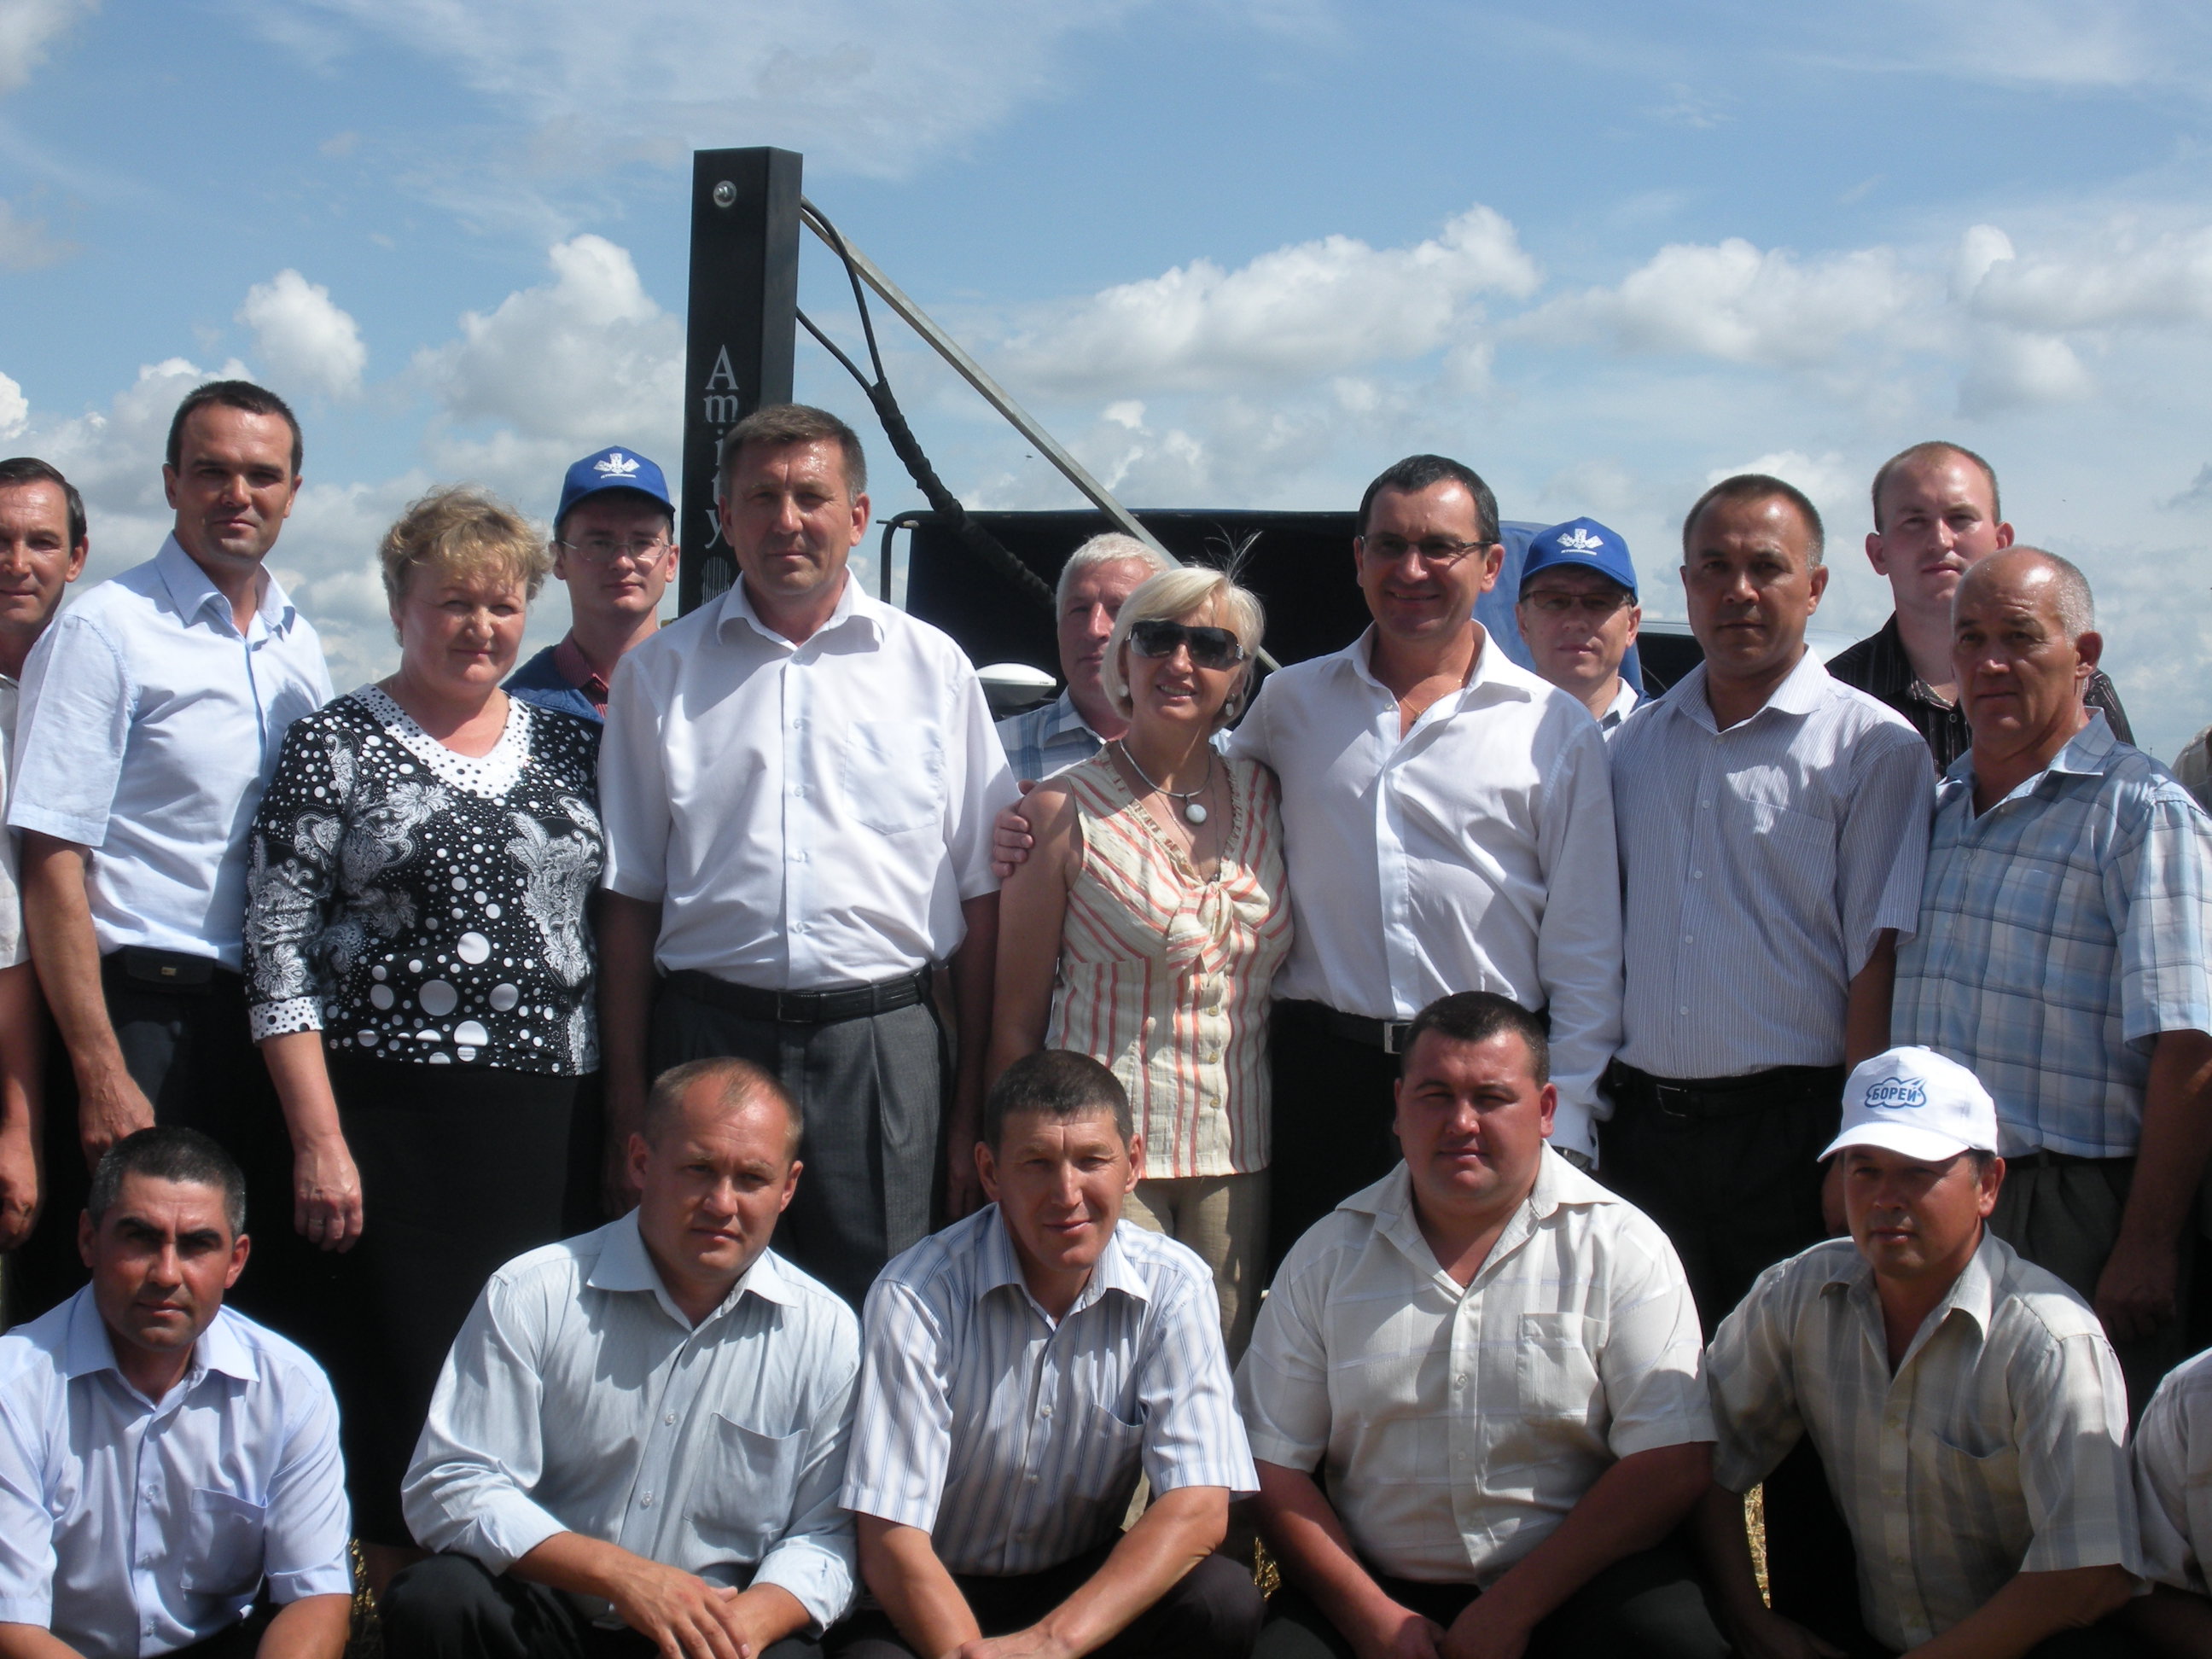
[403, 1216, 860, 1634]
[1610, 651, 1933, 1078]
[1708, 1232, 2138, 1652]
[1225, 627, 1622, 1160]
[1598, 678, 1639, 737]
[843, 1206, 1257, 1578]
[6, 538, 332, 971]
[0, 675, 26, 971]
[598, 575, 1016, 989]
[0, 1289, 352, 1659]
[1236, 1154, 1711, 1586]
[2135, 1345, 2212, 1596]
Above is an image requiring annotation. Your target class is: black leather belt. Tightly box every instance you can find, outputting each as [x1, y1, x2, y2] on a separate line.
[1280, 999, 1415, 1055]
[1610, 1062, 1845, 1121]
[2009, 1148, 2120, 1170]
[664, 967, 931, 1026]
[103, 947, 228, 993]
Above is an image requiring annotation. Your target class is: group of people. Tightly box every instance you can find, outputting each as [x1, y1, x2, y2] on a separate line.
[0, 376, 2205, 1659]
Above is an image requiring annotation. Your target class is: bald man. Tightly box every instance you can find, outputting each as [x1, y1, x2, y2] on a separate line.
[1894, 547, 2212, 1410]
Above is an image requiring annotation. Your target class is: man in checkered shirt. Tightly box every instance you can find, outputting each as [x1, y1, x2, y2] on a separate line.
[1892, 547, 2212, 1412]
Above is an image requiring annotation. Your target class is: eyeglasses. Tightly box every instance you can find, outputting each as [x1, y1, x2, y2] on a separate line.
[552, 535, 672, 566]
[1127, 620, 1248, 669]
[1358, 535, 1493, 568]
[1520, 590, 1633, 618]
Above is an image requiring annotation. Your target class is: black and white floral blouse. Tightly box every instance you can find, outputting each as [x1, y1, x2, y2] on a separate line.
[244, 686, 603, 1074]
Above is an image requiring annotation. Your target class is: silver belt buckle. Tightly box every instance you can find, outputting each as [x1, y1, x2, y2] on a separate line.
[1380, 1020, 1412, 1055]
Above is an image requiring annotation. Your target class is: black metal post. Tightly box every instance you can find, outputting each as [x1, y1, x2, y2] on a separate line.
[678, 147, 801, 612]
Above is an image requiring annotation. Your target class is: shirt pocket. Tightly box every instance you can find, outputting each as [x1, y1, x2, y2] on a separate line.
[1060, 1400, 1148, 1533]
[1516, 1313, 1601, 1421]
[841, 721, 944, 837]
[1910, 1427, 2029, 1551]
[684, 1413, 803, 1559]
[177, 1488, 267, 1597]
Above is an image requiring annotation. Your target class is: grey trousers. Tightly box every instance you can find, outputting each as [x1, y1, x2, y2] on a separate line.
[649, 981, 946, 1310]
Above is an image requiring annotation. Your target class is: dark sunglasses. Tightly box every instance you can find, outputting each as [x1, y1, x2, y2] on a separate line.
[1127, 620, 1248, 669]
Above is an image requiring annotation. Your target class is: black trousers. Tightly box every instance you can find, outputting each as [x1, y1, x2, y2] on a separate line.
[831, 1545, 1262, 1659]
[1598, 1067, 1860, 1636]
[1254, 1540, 1727, 1659]
[381, 1552, 823, 1659]
[1807, 1609, 2145, 1658]
[10, 955, 317, 1331]
[649, 980, 947, 1311]
[1265, 1004, 1403, 1274]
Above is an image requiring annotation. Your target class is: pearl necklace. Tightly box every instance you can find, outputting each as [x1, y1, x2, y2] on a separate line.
[1117, 741, 1214, 824]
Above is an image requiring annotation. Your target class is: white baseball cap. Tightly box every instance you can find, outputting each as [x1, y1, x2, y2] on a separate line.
[1822, 1046, 1999, 1163]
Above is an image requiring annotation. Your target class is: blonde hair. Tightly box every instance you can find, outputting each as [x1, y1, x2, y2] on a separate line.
[379, 486, 552, 611]
[1100, 567, 1266, 729]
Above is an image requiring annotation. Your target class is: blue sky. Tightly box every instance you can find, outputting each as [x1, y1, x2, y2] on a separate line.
[6, 0, 2212, 754]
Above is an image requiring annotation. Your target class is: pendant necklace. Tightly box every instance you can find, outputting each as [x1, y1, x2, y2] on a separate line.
[1118, 741, 1214, 824]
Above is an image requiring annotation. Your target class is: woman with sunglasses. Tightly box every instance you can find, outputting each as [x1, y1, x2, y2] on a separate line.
[989, 564, 1289, 1354]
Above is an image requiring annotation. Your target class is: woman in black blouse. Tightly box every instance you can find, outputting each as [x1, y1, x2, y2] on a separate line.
[244, 486, 602, 1578]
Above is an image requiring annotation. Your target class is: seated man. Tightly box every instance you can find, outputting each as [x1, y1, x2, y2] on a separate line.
[839, 1050, 1262, 1659]
[384, 1058, 859, 1659]
[1699, 1045, 2139, 1659]
[2127, 1348, 2212, 1656]
[1240, 991, 1726, 1659]
[0, 1127, 351, 1659]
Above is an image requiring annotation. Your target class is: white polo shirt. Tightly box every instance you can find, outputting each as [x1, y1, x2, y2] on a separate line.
[597, 574, 1016, 989]
[1236, 1153, 1711, 1586]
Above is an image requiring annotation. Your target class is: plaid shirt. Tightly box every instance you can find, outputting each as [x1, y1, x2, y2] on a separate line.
[1708, 1232, 2137, 1651]
[994, 690, 1102, 784]
[2136, 1346, 2212, 1595]
[1895, 713, 2212, 1157]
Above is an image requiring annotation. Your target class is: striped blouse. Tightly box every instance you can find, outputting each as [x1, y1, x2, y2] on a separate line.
[1045, 750, 1291, 1179]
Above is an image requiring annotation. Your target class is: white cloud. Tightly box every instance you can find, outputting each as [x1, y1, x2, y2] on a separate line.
[238, 270, 367, 401]
[0, 0, 95, 96]
[1961, 224, 2212, 331]
[997, 207, 1540, 397]
[1705, 450, 1858, 514]
[1522, 237, 1919, 367]
[0, 370, 24, 440]
[1958, 329, 2093, 416]
[0, 198, 71, 270]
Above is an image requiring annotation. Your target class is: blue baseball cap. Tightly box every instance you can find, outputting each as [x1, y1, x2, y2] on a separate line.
[1520, 516, 1638, 597]
[556, 446, 675, 532]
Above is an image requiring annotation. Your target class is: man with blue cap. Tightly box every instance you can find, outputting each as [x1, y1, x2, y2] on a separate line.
[1514, 515, 1642, 734]
[1697, 1045, 2140, 1659]
[507, 446, 679, 724]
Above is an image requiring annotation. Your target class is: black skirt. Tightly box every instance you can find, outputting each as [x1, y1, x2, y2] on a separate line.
[321, 1052, 581, 1545]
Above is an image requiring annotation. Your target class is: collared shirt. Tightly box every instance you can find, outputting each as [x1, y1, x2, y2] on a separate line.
[2135, 1345, 2212, 1595]
[1611, 650, 1933, 1078]
[1828, 614, 2134, 776]
[1895, 713, 2212, 1158]
[403, 1216, 859, 1634]
[996, 689, 1103, 784]
[1598, 678, 1639, 738]
[1708, 1232, 2136, 1651]
[0, 1289, 351, 1659]
[598, 576, 1016, 988]
[1236, 1155, 1710, 1586]
[506, 633, 608, 724]
[1225, 628, 1621, 1160]
[6, 538, 332, 970]
[842, 1206, 1256, 1577]
[0, 674, 25, 971]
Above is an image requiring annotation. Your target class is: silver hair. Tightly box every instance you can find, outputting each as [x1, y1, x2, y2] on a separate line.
[1099, 566, 1266, 730]
[1961, 545, 2095, 638]
[1054, 533, 1175, 613]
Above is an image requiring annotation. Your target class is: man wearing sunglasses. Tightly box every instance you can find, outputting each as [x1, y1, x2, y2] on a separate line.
[1513, 516, 1643, 735]
[507, 446, 680, 725]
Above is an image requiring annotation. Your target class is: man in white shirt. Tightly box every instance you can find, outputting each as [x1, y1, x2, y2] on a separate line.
[1512, 515, 1642, 734]
[8, 385, 334, 1325]
[0, 1126, 352, 1659]
[1240, 992, 1724, 1659]
[597, 403, 1016, 1308]
[385, 1057, 859, 1659]
[2129, 1348, 2212, 1656]
[838, 1051, 1261, 1659]
[1698, 1046, 2139, 1658]
[0, 457, 88, 1253]
[994, 533, 1172, 785]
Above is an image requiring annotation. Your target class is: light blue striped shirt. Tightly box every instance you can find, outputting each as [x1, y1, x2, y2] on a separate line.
[1895, 714, 2212, 1158]
[994, 690, 1101, 785]
[1611, 649, 1934, 1077]
[842, 1205, 1256, 1577]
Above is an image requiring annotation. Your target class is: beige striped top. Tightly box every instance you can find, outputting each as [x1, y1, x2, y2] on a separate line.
[1046, 749, 1292, 1178]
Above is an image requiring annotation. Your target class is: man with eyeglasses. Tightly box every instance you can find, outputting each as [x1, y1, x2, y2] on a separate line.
[507, 446, 680, 725]
[1513, 516, 1643, 735]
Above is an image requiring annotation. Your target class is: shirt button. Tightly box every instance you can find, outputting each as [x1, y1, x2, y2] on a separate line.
[1682, 934, 1693, 944]
[1679, 1005, 1689, 1016]
[1040, 1406, 1052, 1419]
[665, 1412, 678, 1424]
[640, 1493, 654, 1507]
[789, 785, 806, 798]
[1691, 869, 1703, 880]
[1026, 1472, 1039, 1483]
